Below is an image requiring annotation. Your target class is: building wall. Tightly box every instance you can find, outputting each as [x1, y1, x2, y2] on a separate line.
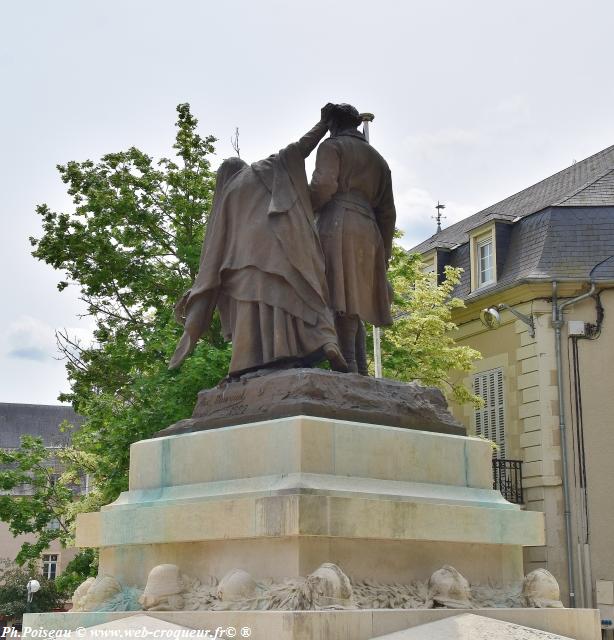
[562, 290, 614, 611]
[449, 289, 614, 608]
[450, 300, 568, 602]
[0, 520, 77, 574]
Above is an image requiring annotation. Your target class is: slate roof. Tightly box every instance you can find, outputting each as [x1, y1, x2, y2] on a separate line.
[448, 207, 614, 300]
[412, 144, 614, 254]
[0, 403, 83, 449]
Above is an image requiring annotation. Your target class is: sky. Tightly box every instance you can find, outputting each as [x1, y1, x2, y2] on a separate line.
[1, 0, 614, 405]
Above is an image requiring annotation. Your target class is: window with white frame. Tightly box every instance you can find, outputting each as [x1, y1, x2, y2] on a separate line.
[473, 368, 506, 458]
[46, 518, 61, 531]
[42, 553, 58, 580]
[477, 235, 494, 287]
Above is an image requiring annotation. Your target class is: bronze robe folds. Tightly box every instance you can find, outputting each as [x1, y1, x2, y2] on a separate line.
[170, 122, 337, 376]
[310, 130, 396, 327]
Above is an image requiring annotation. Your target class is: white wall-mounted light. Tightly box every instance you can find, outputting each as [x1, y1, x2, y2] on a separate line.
[480, 307, 501, 330]
[480, 304, 535, 338]
[27, 579, 40, 604]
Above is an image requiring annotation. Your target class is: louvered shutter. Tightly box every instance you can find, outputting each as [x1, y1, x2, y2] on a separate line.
[473, 368, 506, 458]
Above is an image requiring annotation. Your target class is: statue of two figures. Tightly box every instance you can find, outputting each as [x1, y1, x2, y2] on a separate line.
[169, 103, 396, 379]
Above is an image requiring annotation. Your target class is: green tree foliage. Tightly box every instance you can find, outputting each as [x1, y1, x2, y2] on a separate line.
[2, 104, 230, 564]
[28, 104, 230, 510]
[372, 244, 482, 406]
[0, 559, 65, 619]
[54, 549, 98, 597]
[0, 436, 74, 564]
[0, 427, 111, 566]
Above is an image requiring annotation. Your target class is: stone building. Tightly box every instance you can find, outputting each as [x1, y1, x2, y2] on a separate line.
[0, 402, 83, 577]
[410, 144, 614, 611]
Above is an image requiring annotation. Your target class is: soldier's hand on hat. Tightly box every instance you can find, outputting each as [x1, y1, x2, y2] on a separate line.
[321, 103, 335, 122]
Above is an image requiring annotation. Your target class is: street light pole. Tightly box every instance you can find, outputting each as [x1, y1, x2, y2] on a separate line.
[360, 112, 383, 378]
[26, 578, 40, 614]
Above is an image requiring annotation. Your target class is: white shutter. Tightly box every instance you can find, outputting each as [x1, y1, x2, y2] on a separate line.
[473, 368, 506, 458]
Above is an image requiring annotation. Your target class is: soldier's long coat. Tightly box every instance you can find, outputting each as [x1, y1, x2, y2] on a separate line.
[310, 130, 396, 327]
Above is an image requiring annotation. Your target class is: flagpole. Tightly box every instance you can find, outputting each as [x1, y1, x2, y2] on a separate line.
[360, 112, 382, 379]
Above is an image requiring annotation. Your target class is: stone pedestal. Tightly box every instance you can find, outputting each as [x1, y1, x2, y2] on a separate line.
[77, 416, 542, 587]
[28, 413, 602, 638]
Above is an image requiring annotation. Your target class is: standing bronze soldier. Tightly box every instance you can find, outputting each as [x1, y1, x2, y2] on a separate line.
[310, 103, 396, 374]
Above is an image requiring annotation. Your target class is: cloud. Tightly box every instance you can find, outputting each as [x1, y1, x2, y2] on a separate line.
[490, 94, 532, 124]
[7, 346, 49, 361]
[4, 316, 94, 363]
[386, 157, 480, 249]
[1, 316, 94, 403]
[404, 127, 483, 161]
[5, 316, 57, 362]
[394, 185, 478, 249]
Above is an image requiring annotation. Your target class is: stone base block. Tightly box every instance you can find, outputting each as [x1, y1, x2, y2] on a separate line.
[98, 537, 525, 588]
[24, 608, 601, 640]
[75, 417, 543, 587]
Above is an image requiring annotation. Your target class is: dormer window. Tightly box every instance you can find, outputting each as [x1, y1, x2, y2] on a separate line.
[469, 224, 497, 292]
[418, 247, 452, 284]
[421, 249, 437, 275]
[477, 235, 494, 287]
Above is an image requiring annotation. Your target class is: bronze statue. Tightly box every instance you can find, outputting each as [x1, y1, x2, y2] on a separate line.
[169, 106, 348, 377]
[310, 103, 396, 373]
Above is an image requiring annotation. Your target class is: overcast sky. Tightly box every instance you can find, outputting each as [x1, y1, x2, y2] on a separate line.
[2, 0, 614, 405]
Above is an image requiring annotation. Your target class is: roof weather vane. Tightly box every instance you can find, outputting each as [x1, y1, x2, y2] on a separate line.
[434, 201, 446, 233]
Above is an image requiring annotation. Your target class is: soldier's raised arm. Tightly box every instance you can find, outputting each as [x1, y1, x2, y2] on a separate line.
[295, 104, 335, 159]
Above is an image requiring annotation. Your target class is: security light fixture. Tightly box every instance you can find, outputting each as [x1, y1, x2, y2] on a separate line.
[480, 307, 501, 330]
[26, 578, 40, 606]
[480, 304, 535, 338]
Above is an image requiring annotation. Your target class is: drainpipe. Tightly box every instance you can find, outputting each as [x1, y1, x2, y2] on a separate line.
[552, 280, 596, 608]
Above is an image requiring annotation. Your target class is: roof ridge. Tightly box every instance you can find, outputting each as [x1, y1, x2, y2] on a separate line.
[410, 143, 614, 253]
[0, 402, 76, 409]
[555, 167, 614, 205]
[474, 144, 614, 216]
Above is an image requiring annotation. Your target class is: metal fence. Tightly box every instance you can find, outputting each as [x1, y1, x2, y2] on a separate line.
[492, 458, 524, 504]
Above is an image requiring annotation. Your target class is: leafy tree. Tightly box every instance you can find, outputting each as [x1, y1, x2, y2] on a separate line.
[0, 436, 73, 564]
[28, 103, 230, 509]
[0, 559, 66, 620]
[54, 549, 98, 597]
[0, 431, 103, 565]
[369, 244, 482, 406]
[0, 104, 230, 563]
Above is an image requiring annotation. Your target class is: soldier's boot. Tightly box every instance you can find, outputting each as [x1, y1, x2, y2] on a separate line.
[355, 320, 369, 376]
[335, 313, 359, 374]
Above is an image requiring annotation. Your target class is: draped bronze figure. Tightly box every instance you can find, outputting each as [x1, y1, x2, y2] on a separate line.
[170, 106, 347, 377]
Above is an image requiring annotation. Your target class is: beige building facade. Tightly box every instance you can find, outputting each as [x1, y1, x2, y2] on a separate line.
[449, 286, 614, 611]
[0, 402, 83, 578]
[0, 522, 76, 577]
[412, 144, 614, 611]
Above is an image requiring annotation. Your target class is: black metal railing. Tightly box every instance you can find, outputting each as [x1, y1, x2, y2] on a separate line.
[493, 458, 524, 504]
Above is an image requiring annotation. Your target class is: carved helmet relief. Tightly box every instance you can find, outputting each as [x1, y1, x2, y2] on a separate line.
[69, 563, 566, 612]
[426, 565, 473, 609]
[217, 568, 258, 602]
[522, 569, 564, 608]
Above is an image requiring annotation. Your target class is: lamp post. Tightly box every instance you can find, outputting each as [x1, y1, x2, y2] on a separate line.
[26, 578, 40, 614]
[360, 112, 383, 378]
